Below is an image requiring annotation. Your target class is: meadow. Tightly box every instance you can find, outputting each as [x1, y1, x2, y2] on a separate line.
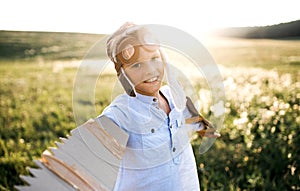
[0, 31, 299, 190]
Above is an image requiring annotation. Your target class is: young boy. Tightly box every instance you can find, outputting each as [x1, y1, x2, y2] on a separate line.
[101, 22, 218, 191]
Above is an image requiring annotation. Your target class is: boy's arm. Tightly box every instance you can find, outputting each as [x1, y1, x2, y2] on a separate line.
[185, 96, 220, 138]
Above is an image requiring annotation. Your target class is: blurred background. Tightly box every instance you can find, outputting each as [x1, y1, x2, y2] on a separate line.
[1, 0, 299, 190]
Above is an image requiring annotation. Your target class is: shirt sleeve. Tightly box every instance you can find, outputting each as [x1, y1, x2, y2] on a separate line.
[99, 106, 123, 130]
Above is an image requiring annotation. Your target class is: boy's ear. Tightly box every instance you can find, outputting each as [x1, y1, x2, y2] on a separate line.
[118, 70, 136, 97]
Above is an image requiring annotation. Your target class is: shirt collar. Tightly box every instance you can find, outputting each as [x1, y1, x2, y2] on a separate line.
[134, 88, 175, 110]
[135, 92, 159, 106]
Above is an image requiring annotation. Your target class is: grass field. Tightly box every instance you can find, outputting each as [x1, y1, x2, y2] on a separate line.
[0, 31, 299, 190]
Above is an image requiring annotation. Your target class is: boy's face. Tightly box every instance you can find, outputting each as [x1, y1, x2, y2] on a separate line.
[122, 45, 164, 96]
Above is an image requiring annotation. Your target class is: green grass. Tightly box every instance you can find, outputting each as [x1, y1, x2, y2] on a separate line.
[0, 59, 117, 190]
[0, 32, 299, 190]
[205, 37, 300, 76]
[194, 66, 299, 190]
[0, 30, 106, 60]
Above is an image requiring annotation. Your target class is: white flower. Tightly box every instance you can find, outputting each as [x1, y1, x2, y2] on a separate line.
[210, 101, 225, 117]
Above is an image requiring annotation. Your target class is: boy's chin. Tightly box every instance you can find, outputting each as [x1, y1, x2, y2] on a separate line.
[135, 86, 161, 96]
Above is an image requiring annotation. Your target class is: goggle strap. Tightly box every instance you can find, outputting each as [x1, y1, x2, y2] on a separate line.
[119, 67, 136, 97]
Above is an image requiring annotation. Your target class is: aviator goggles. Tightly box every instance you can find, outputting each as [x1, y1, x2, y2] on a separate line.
[111, 26, 160, 66]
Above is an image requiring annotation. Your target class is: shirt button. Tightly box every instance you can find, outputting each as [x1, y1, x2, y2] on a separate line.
[170, 125, 172, 129]
[172, 147, 176, 152]
[151, 128, 155, 133]
[153, 98, 158, 102]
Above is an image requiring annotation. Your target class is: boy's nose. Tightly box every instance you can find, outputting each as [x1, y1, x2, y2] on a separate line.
[143, 61, 157, 74]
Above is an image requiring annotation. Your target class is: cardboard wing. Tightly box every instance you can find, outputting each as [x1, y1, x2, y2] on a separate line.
[16, 116, 129, 191]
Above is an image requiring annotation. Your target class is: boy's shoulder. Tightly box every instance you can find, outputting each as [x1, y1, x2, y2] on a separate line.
[100, 93, 129, 125]
[107, 93, 129, 108]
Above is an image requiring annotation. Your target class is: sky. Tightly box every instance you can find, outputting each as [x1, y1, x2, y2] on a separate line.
[1, 0, 300, 35]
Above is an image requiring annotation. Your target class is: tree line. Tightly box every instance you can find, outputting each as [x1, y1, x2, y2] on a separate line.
[214, 20, 300, 39]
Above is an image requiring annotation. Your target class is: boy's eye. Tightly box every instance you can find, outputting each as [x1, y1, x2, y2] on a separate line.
[152, 56, 160, 61]
[132, 63, 141, 68]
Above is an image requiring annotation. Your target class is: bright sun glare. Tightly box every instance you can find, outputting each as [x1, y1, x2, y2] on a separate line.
[1, 0, 300, 35]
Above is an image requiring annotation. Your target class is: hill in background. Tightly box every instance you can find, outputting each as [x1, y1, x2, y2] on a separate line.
[213, 20, 300, 39]
[1, 20, 300, 61]
[0, 31, 105, 60]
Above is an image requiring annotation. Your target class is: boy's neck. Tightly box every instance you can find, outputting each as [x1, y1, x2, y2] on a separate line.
[158, 91, 171, 115]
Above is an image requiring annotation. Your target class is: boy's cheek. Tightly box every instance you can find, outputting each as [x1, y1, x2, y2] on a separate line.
[129, 76, 144, 86]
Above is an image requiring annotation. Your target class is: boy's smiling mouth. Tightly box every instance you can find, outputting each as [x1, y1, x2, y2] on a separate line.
[144, 76, 159, 83]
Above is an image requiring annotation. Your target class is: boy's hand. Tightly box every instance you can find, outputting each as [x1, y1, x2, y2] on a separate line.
[197, 128, 221, 138]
